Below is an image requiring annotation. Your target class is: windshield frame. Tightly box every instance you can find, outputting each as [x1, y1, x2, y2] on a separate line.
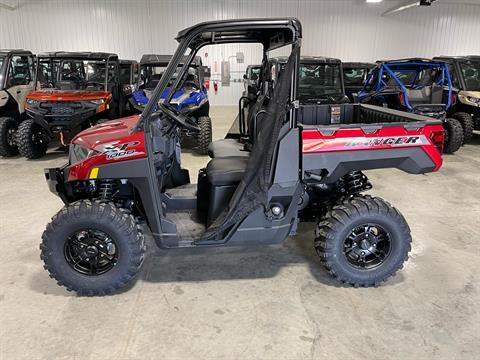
[0, 55, 6, 89]
[34, 55, 116, 91]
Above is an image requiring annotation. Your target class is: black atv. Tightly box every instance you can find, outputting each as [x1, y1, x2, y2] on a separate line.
[434, 55, 479, 143]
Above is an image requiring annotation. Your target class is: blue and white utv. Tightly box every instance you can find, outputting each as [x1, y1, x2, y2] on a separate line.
[130, 54, 211, 154]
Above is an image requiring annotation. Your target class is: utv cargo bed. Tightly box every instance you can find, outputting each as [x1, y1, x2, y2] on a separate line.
[298, 103, 444, 183]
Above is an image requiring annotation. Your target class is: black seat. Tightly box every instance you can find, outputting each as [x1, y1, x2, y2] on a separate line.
[208, 139, 248, 158]
[206, 156, 248, 186]
[208, 95, 269, 158]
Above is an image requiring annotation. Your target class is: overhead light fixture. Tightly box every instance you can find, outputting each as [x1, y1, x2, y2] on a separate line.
[366, 0, 383, 3]
[383, 0, 437, 16]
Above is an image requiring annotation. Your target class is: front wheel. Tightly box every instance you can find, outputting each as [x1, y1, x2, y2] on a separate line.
[40, 201, 146, 296]
[0, 117, 19, 157]
[196, 116, 212, 155]
[315, 195, 411, 287]
[16, 119, 50, 159]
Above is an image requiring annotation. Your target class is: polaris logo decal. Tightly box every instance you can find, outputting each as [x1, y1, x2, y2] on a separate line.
[303, 135, 430, 153]
[98, 141, 142, 160]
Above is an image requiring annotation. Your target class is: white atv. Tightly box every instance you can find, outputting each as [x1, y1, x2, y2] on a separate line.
[0, 50, 35, 157]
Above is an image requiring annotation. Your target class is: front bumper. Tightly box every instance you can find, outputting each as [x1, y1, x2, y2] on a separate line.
[44, 165, 70, 204]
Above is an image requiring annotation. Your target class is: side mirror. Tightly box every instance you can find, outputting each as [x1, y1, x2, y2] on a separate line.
[243, 74, 248, 80]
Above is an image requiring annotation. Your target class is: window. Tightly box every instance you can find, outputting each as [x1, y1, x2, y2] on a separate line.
[120, 64, 132, 84]
[343, 68, 369, 86]
[6, 55, 33, 87]
[298, 63, 342, 99]
[460, 61, 480, 91]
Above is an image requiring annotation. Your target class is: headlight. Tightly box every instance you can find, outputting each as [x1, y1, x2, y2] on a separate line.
[467, 96, 480, 104]
[89, 99, 105, 105]
[69, 143, 98, 164]
[26, 99, 40, 106]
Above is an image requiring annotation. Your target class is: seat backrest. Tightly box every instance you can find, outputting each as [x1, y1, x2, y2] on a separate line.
[430, 84, 443, 104]
[406, 87, 431, 105]
[246, 94, 268, 143]
[56, 80, 77, 90]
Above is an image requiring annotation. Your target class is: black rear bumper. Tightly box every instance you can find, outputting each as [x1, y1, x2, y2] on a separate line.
[44, 165, 70, 204]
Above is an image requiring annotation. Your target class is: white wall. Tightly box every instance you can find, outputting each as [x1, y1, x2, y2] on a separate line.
[2, 0, 480, 104]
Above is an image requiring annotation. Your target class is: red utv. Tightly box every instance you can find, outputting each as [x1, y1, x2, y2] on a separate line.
[17, 52, 130, 159]
[41, 18, 444, 296]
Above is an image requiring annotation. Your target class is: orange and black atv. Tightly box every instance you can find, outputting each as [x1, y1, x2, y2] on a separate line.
[16, 52, 129, 159]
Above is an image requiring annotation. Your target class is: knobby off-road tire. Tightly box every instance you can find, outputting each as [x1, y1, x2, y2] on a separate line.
[16, 119, 49, 159]
[451, 112, 474, 144]
[197, 116, 212, 155]
[0, 117, 19, 157]
[443, 118, 464, 154]
[314, 195, 412, 287]
[40, 200, 146, 296]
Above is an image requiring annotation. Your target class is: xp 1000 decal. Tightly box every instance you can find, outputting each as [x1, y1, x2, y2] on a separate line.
[97, 141, 143, 160]
[302, 135, 430, 153]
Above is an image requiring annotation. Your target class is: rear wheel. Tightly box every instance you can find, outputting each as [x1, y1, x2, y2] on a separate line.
[0, 117, 19, 157]
[443, 118, 464, 154]
[197, 116, 212, 155]
[40, 201, 146, 296]
[451, 112, 474, 144]
[315, 195, 411, 287]
[16, 119, 50, 159]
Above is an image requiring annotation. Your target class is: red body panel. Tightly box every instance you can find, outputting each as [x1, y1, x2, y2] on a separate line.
[67, 115, 146, 181]
[302, 125, 444, 171]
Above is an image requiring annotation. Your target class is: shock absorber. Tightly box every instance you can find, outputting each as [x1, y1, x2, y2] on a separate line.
[342, 171, 372, 195]
[98, 180, 118, 201]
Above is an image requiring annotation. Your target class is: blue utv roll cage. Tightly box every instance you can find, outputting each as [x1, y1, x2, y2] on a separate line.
[358, 59, 453, 112]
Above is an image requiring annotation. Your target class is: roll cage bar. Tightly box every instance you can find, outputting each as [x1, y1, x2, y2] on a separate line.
[137, 55, 203, 88]
[360, 59, 452, 112]
[34, 52, 119, 91]
[133, 18, 302, 238]
[136, 17, 302, 130]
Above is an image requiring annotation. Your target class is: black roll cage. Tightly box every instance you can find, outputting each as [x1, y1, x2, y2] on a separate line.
[134, 18, 302, 238]
[34, 52, 119, 91]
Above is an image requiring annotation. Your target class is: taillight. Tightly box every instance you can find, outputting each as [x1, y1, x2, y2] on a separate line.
[450, 94, 456, 106]
[430, 130, 445, 154]
[399, 92, 406, 107]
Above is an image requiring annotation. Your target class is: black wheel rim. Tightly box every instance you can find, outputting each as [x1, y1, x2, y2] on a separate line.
[32, 126, 48, 146]
[6, 127, 16, 147]
[64, 229, 118, 275]
[343, 223, 392, 269]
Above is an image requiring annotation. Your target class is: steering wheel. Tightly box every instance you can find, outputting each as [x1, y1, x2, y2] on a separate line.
[159, 103, 201, 132]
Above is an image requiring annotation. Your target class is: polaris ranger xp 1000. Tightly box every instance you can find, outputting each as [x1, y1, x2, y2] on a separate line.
[41, 19, 445, 296]
[18, 52, 129, 159]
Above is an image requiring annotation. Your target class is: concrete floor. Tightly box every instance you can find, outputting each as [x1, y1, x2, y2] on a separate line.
[1, 106, 479, 359]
